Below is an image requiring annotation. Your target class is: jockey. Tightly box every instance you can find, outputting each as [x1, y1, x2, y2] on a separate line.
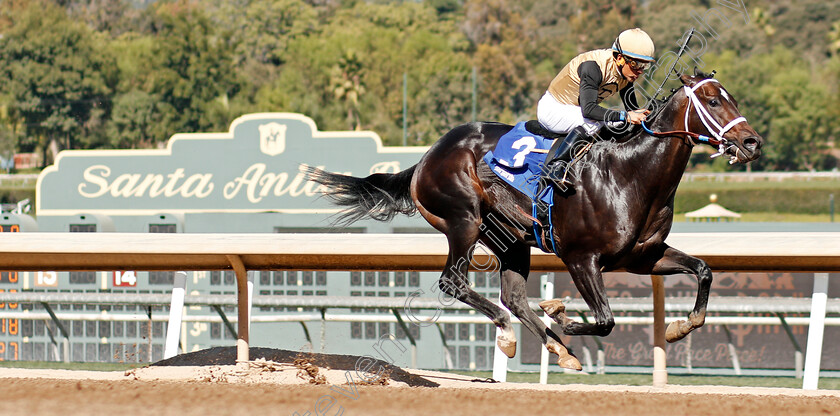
[538, 28, 655, 187]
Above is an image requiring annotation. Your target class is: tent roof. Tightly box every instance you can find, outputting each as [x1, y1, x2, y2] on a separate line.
[685, 203, 741, 218]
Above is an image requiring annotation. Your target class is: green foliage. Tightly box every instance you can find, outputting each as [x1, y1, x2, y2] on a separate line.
[675, 181, 840, 215]
[698, 48, 840, 171]
[0, 0, 837, 169]
[0, 0, 117, 162]
[144, 2, 240, 142]
[106, 90, 158, 148]
[0, 188, 36, 205]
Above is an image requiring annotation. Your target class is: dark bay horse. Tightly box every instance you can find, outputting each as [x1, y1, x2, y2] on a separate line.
[306, 72, 763, 370]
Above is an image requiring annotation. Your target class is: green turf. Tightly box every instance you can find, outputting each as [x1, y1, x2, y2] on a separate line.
[678, 179, 840, 191]
[445, 370, 840, 390]
[673, 212, 834, 222]
[0, 361, 143, 371]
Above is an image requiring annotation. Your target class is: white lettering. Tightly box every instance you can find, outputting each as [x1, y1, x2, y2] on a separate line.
[277, 171, 309, 197]
[78, 165, 111, 198]
[181, 174, 214, 198]
[78, 165, 215, 200]
[75, 162, 367, 203]
[135, 174, 166, 197]
[223, 164, 263, 201]
[370, 161, 401, 174]
[163, 169, 186, 197]
[110, 174, 142, 197]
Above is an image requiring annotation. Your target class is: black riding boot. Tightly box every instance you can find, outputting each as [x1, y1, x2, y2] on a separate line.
[544, 126, 592, 188]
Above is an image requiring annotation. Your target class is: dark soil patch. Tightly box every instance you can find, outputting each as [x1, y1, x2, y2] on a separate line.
[151, 346, 439, 388]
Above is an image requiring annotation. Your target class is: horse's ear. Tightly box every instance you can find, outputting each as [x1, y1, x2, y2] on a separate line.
[693, 66, 700, 76]
[679, 73, 696, 86]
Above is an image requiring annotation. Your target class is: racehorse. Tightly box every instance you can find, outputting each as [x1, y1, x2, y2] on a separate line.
[305, 71, 763, 370]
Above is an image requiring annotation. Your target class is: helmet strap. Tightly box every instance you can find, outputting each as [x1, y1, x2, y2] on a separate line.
[614, 36, 629, 77]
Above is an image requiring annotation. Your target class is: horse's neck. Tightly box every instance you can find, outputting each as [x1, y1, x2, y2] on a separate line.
[617, 96, 693, 198]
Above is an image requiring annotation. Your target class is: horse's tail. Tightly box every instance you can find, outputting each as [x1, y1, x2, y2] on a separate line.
[303, 164, 417, 226]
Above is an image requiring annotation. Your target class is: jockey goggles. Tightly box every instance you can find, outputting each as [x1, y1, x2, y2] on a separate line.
[623, 56, 651, 71]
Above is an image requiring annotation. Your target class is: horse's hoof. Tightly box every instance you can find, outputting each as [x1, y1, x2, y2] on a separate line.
[539, 299, 566, 318]
[557, 355, 582, 371]
[665, 320, 688, 343]
[496, 336, 517, 358]
[545, 341, 580, 370]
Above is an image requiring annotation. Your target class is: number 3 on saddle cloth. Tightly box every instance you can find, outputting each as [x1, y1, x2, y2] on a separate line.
[482, 121, 560, 254]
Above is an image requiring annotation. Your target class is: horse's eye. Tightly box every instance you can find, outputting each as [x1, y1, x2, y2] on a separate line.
[709, 99, 720, 107]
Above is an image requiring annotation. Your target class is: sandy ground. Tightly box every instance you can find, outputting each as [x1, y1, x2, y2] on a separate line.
[1, 348, 840, 416]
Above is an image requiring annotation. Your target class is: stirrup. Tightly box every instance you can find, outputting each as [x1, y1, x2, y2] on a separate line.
[546, 160, 575, 189]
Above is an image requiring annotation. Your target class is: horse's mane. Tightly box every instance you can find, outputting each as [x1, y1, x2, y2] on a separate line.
[578, 71, 719, 167]
[645, 70, 716, 123]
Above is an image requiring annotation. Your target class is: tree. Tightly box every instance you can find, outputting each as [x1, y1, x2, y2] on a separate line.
[702, 48, 839, 171]
[106, 90, 157, 149]
[329, 51, 366, 131]
[462, 0, 538, 122]
[66, 0, 139, 37]
[144, 1, 241, 142]
[0, 1, 116, 164]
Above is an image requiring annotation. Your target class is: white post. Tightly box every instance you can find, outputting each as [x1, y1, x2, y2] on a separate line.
[795, 351, 804, 379]
[651, 274, 667, 388]
[164, 271, 188, 359]
[247, 272, 255, 334]
[539, 276, 554, 384]
[492, 326, 508, 382]
[803, 273, 829, 390]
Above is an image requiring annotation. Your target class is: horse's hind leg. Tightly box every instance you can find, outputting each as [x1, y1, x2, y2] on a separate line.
[440, 225, 519, 358]
[413, 146, 518, 357]
[495, 243, 582, 370]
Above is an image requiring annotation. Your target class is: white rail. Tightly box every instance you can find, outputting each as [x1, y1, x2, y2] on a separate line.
[682, 171, 840, 182]
[0, 232, 838, 388]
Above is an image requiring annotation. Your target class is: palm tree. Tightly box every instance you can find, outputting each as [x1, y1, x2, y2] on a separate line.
[329, 51, 366, 131]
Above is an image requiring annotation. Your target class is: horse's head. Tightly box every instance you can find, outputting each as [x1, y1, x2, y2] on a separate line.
[678, 72, 763, 164]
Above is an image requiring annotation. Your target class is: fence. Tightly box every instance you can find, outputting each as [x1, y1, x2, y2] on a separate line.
[1, 291, 838, 377]
[0, 232, 838, 389]
[682, 171, 840, 182]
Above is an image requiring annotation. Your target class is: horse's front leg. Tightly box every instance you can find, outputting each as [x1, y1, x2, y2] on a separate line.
[647, 245, 712, 342]
[543, 254, 616, 337]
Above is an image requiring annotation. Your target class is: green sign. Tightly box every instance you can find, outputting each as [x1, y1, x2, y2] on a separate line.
[37, 113, 426, 216]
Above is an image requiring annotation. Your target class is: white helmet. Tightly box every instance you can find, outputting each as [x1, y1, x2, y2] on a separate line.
[612, 28, 655, 62]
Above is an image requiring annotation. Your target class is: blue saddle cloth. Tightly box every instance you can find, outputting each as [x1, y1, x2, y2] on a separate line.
[482, 121, 553, 204]
[482, 122, 559, 254]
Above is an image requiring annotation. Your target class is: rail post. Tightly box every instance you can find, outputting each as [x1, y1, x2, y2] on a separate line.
[539, 275, 553, 384]
[803, 273, 829, 390]
[164, 271, 187, 359]
[651, 274, 667, 388]
[226, 255, 250, 365]
[492, 291, 510, 382]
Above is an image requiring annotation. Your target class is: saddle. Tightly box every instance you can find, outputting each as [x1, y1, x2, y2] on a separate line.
[524, 120, 566, 141]
[482, 121, 563, 254]
[504, 120, 637, 254]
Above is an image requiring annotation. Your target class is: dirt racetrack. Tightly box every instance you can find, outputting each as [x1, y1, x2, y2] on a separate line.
[1, 347, 839, 416]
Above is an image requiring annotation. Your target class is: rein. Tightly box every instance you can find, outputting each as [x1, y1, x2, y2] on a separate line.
[640, 78, 748, 163]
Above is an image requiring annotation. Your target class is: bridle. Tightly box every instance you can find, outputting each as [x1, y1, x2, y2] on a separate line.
[641, 78, 748, 163]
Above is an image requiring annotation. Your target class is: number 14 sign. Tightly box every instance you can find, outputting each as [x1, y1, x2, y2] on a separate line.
[113, 271, 137, 287]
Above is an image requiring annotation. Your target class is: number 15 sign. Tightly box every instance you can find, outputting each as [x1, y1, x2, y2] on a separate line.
[113, 271, 137, 287]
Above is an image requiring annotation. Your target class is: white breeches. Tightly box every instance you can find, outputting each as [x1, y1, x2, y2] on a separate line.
[536, 92, 604, 135]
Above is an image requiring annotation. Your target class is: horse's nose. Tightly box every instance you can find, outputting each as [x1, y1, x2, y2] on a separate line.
[741, 135, 762, 160]
[743, 136, 761, 152]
